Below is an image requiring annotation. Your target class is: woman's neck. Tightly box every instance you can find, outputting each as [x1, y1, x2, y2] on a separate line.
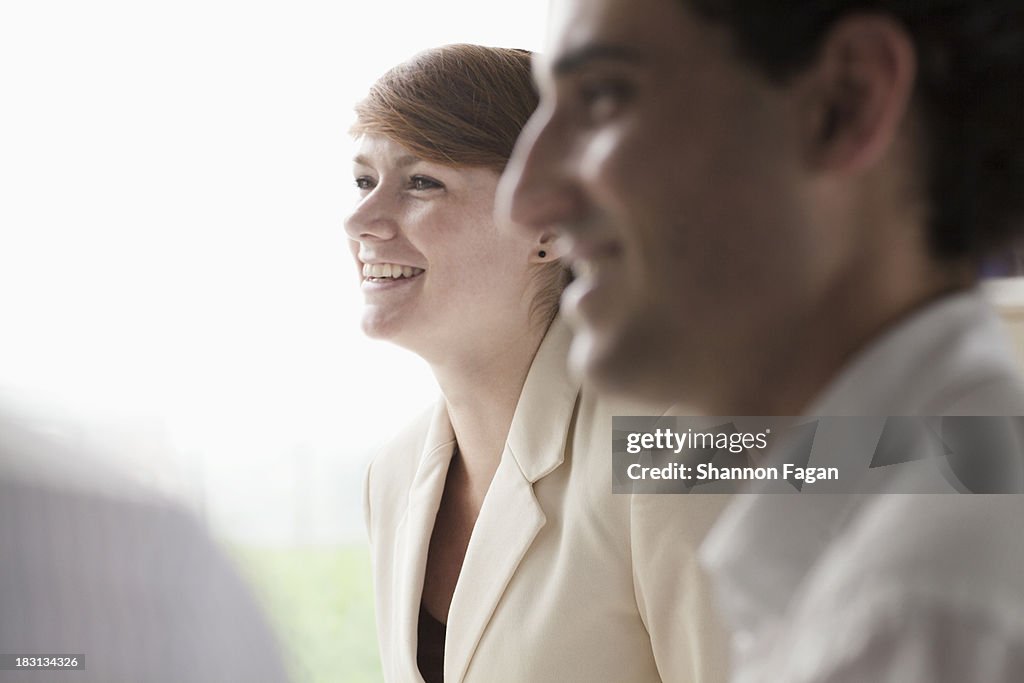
[429, 321, 550, 506]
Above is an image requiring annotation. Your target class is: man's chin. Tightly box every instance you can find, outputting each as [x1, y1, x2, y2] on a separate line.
[569, 327, 647, 397]
[568, 324, 692, 404]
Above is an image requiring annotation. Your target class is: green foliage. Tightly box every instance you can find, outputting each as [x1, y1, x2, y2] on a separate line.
[231, 545, 382, 683]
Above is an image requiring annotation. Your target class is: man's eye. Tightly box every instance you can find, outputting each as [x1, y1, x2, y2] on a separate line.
[579, 80, 633, 123]
[409, 175, 443, 191]
[354, 176, 375, 191]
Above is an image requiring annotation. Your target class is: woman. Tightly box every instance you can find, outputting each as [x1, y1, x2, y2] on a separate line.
[346, 44, 729, 683]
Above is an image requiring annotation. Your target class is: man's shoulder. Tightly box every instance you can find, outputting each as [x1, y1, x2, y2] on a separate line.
[768, 494, 1024, 682]
[930, 374, 1024, 414]
[919, 292, 1024, 413]
[805, 494, 1024, 619]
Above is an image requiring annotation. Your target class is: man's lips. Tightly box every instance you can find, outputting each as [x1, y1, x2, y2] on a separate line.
[558, 236, 623, 266]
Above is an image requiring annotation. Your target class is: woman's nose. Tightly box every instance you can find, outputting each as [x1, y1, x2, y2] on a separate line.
[344, 191, 399, 242]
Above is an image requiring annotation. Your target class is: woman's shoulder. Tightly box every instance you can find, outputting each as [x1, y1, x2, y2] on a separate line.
[376, 403, 437, 458]
[364, 397, 456, 516]
[369, 402, 435, 468]
[572, 386, 669, 442]
[569, 387, 732, 508]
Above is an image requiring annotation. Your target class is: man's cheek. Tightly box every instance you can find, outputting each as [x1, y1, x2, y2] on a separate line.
[581, 121, 653, 184]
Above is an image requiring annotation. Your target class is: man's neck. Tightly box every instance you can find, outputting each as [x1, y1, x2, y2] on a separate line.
[715, 254, 975, 416]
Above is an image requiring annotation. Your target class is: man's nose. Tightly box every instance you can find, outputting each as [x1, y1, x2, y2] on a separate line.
[497, 106, 582, 239]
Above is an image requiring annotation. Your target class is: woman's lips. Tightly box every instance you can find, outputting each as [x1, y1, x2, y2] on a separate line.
[361, 262, 425, 279]
[360, 268, 425, 291]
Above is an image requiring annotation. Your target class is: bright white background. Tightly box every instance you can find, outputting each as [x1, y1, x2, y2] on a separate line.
[0, 0, 548, 545]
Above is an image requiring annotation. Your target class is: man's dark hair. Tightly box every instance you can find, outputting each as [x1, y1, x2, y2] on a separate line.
[684, 1, 1024, 261]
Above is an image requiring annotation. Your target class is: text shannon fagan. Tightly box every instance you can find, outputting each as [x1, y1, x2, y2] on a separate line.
[626, 462, 840, 484]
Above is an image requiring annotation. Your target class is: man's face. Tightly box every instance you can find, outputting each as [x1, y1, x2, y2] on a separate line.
[500, 0, 838, 409]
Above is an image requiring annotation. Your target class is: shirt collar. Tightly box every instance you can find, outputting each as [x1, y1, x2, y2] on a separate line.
[806, 287, 1019, 415]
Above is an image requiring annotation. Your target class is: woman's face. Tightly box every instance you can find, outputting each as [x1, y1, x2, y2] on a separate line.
[345, 135, 539, 358]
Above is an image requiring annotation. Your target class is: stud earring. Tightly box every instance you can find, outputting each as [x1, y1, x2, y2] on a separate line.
[538, 250, 547, 258]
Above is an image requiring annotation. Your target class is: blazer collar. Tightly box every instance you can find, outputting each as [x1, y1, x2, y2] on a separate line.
[445, 316, 581, 682]
[505, 315, 582, 481]
[392, 400, 456, 682]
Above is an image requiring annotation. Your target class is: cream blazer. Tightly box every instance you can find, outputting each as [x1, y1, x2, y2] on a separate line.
[364, 318, 731, 682]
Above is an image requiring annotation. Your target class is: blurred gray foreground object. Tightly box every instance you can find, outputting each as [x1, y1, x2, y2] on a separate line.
[0, 408, 292, 683]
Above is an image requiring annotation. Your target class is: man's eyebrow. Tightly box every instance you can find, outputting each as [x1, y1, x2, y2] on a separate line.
[352, 154, 421, 168]
[550, 43, 647, 76]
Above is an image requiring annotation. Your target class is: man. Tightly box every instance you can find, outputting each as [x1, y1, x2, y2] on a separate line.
[499, 1, 1024, 680]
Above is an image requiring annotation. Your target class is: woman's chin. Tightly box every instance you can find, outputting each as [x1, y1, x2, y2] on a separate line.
[360, 315, 397, 341]
[360, 305, 395, 337]
[360, 310, 422, 350]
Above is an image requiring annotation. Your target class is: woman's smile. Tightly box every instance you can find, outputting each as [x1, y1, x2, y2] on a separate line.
[361, 261, 426, 286]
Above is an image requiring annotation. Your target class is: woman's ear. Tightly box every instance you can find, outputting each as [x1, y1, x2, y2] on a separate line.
[529, 232, 561, 263]
[800, 14, 917, 175]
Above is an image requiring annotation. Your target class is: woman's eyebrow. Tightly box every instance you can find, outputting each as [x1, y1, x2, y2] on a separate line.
[352, 154, 422, 168]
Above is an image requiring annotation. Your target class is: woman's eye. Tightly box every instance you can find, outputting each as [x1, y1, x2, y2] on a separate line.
[354, 176, 375, 191]
[409, 175, 443, 191]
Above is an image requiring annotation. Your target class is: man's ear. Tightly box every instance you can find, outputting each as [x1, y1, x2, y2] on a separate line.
[802, 14, 917, 174]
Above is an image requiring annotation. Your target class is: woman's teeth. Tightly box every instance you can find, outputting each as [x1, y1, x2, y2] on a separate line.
[362, 263, 425, 280]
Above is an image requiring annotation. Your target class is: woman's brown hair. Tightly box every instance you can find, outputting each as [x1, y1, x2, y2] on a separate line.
[352, 44, 537, 173]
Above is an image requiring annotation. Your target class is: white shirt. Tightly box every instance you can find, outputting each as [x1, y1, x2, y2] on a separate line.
[700, 290, 1024, 682]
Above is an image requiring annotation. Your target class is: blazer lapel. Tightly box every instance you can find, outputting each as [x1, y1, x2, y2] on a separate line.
[391, 400, 456, 682]
[444, 317, 581, 683]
